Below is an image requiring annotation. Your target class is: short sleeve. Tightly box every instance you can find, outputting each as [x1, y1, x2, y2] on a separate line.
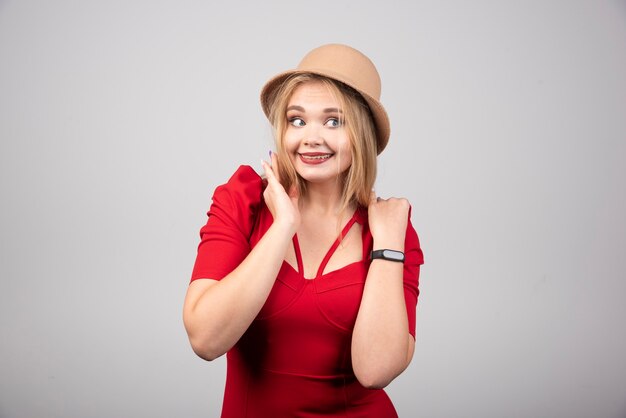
[403, 212, 424, 338]
[190, 165, 263, 282]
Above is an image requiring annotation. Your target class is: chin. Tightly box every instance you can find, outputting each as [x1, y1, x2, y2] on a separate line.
[296, 166, 347, 184]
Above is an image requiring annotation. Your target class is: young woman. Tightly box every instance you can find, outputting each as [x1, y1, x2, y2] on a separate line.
[183, 44, 424, 417]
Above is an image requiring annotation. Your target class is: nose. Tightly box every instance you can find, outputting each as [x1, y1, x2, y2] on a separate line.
[303, 124, 323, 147]
[303, 137, 323, 147]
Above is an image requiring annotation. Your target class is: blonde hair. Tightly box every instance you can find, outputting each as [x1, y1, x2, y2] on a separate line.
[267, 73, 378, 215]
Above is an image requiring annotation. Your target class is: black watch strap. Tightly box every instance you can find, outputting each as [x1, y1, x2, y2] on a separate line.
[371, 249, 405, 263]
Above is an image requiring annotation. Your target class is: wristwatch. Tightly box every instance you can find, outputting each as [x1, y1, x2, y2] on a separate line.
[370, 249, 405, 263]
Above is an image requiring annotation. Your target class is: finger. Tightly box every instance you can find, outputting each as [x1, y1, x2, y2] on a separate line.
[270, 151, 281, 183]
[261, 159, 277, 184]
[288, 185, 300, 202]
[288, 185, 299, 199]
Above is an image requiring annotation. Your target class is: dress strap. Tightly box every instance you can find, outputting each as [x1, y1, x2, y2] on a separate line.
[315, 211, 359, 278]
[292, 234, 304, 275]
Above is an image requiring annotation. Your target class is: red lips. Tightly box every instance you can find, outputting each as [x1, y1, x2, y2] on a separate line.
[298, 152, 333, 165]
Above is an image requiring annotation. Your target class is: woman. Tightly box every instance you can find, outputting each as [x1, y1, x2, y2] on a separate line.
[183, 44, 424, 417]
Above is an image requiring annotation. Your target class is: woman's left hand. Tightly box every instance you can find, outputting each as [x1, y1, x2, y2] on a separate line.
[368, 191, 409, 250]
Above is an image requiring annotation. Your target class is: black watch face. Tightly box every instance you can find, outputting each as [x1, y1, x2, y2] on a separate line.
[382, 250, 404, 261]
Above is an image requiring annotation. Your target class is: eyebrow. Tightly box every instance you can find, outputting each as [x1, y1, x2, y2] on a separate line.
[286, 105, 343, 113]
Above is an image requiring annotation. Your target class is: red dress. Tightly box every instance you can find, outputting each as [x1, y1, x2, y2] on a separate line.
[191, 166, 424, 417]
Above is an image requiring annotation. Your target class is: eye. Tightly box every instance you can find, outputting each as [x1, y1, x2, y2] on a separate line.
[288, 117, 305, 127]
[325, 118, 342, 128]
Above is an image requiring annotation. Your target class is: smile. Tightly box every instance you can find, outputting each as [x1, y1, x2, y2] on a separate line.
[299, 153, 334, 164]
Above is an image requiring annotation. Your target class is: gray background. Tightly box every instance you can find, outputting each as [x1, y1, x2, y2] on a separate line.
[1, 1, 625, 417]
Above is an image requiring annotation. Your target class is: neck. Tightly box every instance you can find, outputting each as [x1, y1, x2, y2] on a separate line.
[301, 179, 348, 216]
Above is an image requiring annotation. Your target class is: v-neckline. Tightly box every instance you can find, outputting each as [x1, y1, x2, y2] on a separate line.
[291, 209, 361, 280]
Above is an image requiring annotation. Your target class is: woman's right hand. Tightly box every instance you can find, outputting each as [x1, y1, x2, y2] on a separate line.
[261, 152, 300, 234]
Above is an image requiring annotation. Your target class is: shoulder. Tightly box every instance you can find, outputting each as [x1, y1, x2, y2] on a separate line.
[217, 165, 263, 194]
[405, 206, 424, 266]
[208, 165, 265, 232]
[213, 165, 264, 207]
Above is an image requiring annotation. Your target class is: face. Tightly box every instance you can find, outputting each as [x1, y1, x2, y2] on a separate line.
[283, 81, 352, 186]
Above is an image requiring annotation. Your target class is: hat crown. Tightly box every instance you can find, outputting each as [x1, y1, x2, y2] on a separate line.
[297, 44, 382, 100]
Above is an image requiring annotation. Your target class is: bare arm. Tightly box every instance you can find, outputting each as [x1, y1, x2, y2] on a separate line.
[183, 221, 294, 360]
[183, 157, 299, 360]
[351, 194, 415, 388]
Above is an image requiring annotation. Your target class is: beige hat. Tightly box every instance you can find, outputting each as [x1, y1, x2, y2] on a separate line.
[260, 44, 390, 154]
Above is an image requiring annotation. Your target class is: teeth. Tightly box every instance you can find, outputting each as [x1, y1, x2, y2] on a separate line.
[302, 154, 331, 160]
